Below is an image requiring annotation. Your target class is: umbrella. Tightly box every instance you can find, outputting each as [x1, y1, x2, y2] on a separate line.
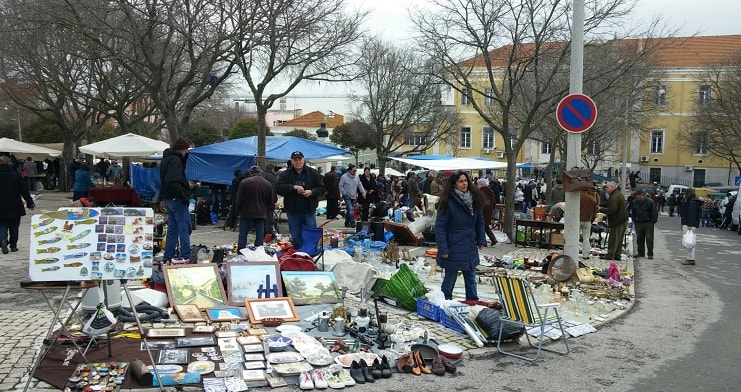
[0, 137, 62, 156]
[79, 133, 170, 157]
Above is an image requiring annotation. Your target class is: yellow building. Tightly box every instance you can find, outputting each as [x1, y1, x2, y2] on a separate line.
[451, 35, 741, 185]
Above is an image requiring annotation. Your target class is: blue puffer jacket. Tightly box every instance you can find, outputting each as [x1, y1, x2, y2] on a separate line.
[435, 192, 486, 271]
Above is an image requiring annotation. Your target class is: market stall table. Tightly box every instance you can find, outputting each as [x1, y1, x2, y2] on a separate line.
[88, 187, 141, 206]
[514, 219, 565, 249]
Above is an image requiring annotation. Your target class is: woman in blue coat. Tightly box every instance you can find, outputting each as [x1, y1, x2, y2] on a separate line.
[435, 171, 487, 300]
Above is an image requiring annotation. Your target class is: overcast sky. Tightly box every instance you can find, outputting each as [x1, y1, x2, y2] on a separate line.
[283, 0, 740, 116]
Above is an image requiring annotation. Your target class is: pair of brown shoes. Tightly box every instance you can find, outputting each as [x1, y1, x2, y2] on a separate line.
[431, 356, 457, 375]
[396, 351, 432, 375]
[682, 259, 695, 265]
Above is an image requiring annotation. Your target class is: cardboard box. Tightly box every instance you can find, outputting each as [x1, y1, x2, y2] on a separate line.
[550, 232, 565, 246]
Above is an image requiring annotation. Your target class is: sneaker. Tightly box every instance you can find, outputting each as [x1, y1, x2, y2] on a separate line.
[1, 240, 8, 254]
[340, 369, 355, 386]
[323, 371, 344, 389]
[300, 371, 314, 390]
[311, 369, 328, 389]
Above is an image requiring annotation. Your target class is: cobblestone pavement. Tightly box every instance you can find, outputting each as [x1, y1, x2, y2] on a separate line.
[0, 191, 635, 391]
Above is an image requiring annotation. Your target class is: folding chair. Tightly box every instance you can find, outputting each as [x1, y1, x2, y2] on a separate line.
[493, 274, 570, 362]
[296, 225, 325, 270]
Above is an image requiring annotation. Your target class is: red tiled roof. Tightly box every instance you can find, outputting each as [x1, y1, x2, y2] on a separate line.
[280, 111, 344, 128]
[459, 35, 741, 69]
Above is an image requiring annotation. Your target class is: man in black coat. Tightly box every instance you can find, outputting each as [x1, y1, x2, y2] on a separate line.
[630, 189, 658, 259]
[0, 155, 35, 253]
[160, 136, 192, 262]
[323, 166, 341, 220]
[235, 166, 274, 248]
[275, 151, 325, 249]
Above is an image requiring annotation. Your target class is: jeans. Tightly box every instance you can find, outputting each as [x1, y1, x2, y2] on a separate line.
[211, 189, 226, 217]
[441, 268, 478, 301]
[287, 213, 317, 250]
[343, 195, 356, 227]
[634, 221, 655, 256]
[164, 199, 192, 260]
[522, 199, 532, 213]
[0, 217, 21, 248]
[238, 218, 266, 250]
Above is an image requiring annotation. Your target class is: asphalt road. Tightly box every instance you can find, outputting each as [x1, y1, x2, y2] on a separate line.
[2, 194, 739, 391]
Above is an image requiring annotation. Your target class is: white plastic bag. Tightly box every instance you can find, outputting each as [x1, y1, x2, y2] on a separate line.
[239, 246, 278, 261]
[682, 229, 696, 249]
[83, 304, 117, 336]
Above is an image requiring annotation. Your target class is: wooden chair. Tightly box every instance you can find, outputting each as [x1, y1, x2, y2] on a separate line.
[493, 274, 570, 362]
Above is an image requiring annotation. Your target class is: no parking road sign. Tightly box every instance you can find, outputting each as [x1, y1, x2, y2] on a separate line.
[556, 93, 597, 133]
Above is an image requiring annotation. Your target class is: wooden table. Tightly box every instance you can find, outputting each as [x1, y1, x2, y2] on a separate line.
[514, 218, 565, 249]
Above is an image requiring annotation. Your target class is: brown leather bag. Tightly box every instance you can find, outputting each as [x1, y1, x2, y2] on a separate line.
[562, 168, 593, 192]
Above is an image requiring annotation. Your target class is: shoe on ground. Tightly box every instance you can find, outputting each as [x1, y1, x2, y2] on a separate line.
[340, 369, 355, 386]
[311, 369, 329, 389]
[349, 360, 366, 384]
[648, 255, 653, 259]
[10, 247, 18, 252]
[682, 259, 695, 265]
[300, 371, 314, 390]
[441, 357, 457, 373]
[431, 357, 446, 376]
[323, 371, 344, 389]
[370, 358, 383, 379]
[599, 255, 610, 260]
[1, 240, 8, 254]
[359, 358, 375, 383]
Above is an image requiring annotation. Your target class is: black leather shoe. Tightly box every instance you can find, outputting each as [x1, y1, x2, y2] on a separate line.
[350, 361, 366, 384]
[359, 359, 375, 383]
[599, 255, 610, 260]
[370, 358, 383, 379]
[380, 355, 392, 378]
[1, 240, 8, 254]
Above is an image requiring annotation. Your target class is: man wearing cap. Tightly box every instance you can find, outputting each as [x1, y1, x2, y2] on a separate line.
[630, 188, 658, 259]
[160, 136, 192, 262]
[235, 165, 274, 249]
[276, 151, 326, 249]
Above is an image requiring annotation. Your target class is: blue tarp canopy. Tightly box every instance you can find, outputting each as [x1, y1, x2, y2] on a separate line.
[186, 136, 352, 185]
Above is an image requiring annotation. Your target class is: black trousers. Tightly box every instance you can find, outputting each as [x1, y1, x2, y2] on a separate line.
[326, 197, 340, 219]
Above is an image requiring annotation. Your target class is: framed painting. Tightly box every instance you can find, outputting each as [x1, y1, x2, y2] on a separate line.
[156, 348, 190, 364]
[174, 304, 206, 323]
[207, 307, 246, 322]
[226, 262, 282, 305]
[164, 264, 227, 309]
[244, 297, 299, 324]
[280, 271, 341, 305]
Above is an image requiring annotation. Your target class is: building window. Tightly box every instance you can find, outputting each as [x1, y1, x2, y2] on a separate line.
[461, 88, 472, 105]
[484, 88, 495, 105]
[693, 130, 708, 155]
[404, 132, 428, 146]
[459, 126, 471, 148]
[654, 85, 666, 106]
[650, 129, 664, 154]
[698, 84, 711, 105]
[649, 168, 662, 184]
[586, 140, 600, 156]
[541, 142, 552, 155]
[482, 127, 495, 149]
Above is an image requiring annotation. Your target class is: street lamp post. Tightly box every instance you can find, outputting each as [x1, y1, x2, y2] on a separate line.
[3, 106, 22, 141]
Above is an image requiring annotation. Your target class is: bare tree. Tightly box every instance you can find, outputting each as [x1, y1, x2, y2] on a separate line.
[225, 0, 366, 166]
[352, 38, 460, 176]
[681, 57, 741, 171]
[411, 0, 669, 239]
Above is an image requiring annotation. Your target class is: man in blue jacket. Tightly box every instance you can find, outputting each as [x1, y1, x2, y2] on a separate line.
[275, 151, 326, 249]
[160, 136, 191, 262]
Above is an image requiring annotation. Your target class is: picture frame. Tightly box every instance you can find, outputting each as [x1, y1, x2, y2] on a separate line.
[244, 297, 300, 324]
[147, 328, 186, 338]
[192, 325, 217, 334]
[175, 335, 217, 348]
[141, 340, 177, 351]
[207, 307, 246, 322]
[156, 348, 190, 364]
[280, 271, 341, 305]
[226, 262, 282, 305]
[164, 264, 227, 309]
[174, 304, 206, 322]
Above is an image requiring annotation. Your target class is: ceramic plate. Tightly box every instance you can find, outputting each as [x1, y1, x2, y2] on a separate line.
[275, 325, 302, 333]
[265, 352, 305, 364]
[305, 353, 334, 366]
[265, 335, 293, 348]
[271, 361, 313, 375]
[334, 352, 381, 368]
[187, 360, 215, 375]
[148, 365, 183, 374]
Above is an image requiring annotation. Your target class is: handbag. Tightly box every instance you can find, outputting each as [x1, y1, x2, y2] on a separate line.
[561, 168, 593, 192]
[574, 267, 595, 283]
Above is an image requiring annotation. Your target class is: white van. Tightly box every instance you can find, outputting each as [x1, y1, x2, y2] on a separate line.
[732, 182, 741, 233]
[667, 184, 688, 196]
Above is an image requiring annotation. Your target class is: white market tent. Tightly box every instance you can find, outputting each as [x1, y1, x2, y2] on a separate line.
[0, 137, 62, 156]
[79, 133, 170, 157]
[389, 155, 508, 171]
[371, 167, 404, 177]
